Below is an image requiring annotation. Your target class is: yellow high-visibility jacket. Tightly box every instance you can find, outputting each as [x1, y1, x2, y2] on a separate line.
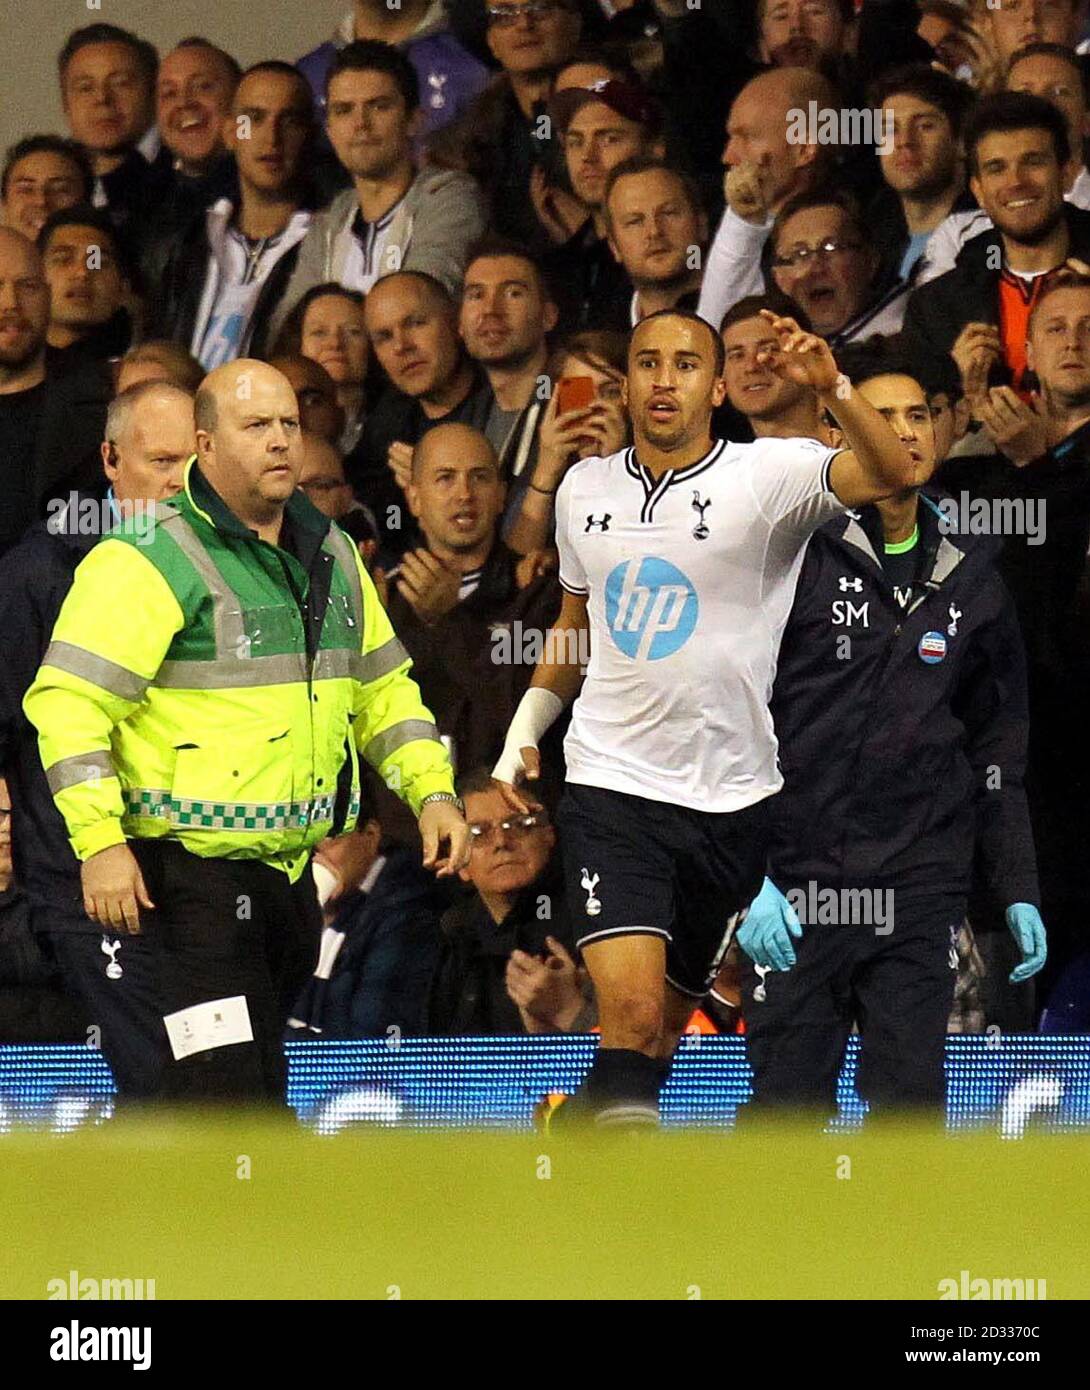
[24, 462, 455, 883]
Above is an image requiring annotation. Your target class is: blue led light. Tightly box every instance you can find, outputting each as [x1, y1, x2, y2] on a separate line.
[1, 1036, 1088, 1132]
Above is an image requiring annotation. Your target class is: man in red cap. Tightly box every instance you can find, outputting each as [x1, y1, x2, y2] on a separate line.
[543, 67, 665, 334]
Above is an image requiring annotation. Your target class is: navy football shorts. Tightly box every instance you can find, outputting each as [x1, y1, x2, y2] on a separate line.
[556, 782, 770, 997]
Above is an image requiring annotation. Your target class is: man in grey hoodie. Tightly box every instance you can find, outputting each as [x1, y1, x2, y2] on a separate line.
[269, 40, 486, 347]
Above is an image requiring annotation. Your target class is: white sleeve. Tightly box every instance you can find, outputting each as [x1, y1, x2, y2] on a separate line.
[696, 206, 772, 331]
[554, 469, 588, 596]
[748, 437, 846, 536]
[915, 209, 992, 287]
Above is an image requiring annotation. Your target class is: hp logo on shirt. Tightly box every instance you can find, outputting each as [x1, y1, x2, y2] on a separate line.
[605, 557, 698, 660]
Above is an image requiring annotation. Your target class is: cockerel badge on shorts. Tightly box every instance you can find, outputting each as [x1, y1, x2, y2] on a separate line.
[580, 867, 602, 917]
[100, 935, 122, 980]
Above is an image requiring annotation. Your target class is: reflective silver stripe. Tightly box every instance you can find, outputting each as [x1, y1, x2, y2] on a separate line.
[153, 644, 403, 689]
[43, 640, 150, 703]
[158, 509, 246, 657]
[324, 524, 365, 634]
[351, 635, 409, 685]
[364, 718, 440, 765]
[157, 652, 310, 689]
[45, 750, 116, 794]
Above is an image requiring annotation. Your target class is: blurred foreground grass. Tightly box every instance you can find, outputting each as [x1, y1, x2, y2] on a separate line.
[3, 1115, 1088, 1299]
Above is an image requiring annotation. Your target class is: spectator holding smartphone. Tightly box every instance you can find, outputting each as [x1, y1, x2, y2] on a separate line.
[505, 330, 629, 554]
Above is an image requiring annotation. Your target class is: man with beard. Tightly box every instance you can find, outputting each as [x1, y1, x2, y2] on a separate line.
[941, 272, 1090, 1004]
[603, 158, 707, 325]
[902, 93, 1090, 396]
[0, 230, 52, 556]
[458, 239, 558, 510]
[0, 229, 113, 551]
[756, 0, 855, 72]
[868, 64, 974, 283]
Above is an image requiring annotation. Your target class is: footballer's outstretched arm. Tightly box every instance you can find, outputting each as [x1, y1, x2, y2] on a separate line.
[758, 310, 917, 507]
[492, 589, 589, 812]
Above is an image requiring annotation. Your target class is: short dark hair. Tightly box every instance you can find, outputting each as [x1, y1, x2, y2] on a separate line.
[240, 60, 314, 98]
[1, 134, 93, 201]
[173, 36, 242, 85]
[632, 309, 726, 377]
[602, 156, 703, 224]
[964, 91, 1071, 175]
[771, 186, 866, 252]
[1008, 41, 1090, 104]
[58, 23, 158, 87]
[463, 234, 554, 301]
[326, 39, 419, 112]
[869, 63, 974, 137]
[271, 282, 365, 358]
[835, 336, 927, 390]
[37, 204, 128, 275]
[719, 292, 814, 337]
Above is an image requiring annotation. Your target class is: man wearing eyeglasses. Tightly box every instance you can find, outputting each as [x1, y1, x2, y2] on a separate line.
[434, 0, 585, 252]
[768, 189, 908, 343]
[428, 768, 588, 1035]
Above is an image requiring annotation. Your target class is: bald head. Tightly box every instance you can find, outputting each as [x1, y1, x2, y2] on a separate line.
[0, 226, 50, 383]
[724, 67, 839, 213]
[407, 423, 505, 561]
[364, 272, 464, 401]
[194, 358, 303, 526]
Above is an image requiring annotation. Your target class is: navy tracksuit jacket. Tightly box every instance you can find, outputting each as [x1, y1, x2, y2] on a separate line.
[766, 492, 1039, 918]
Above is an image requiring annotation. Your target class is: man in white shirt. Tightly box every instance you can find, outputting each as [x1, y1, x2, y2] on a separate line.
[492, 307, 916, 1127]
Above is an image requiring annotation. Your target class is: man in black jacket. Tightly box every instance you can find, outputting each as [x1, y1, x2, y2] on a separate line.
[428, 767, 585, 1035]
[901, 92, 1090, 397]
[738, 355, 1047, 1115]
[0, 379, 195, 1095]
[149, 63, 318, 368]
[0, 228, 112, 559]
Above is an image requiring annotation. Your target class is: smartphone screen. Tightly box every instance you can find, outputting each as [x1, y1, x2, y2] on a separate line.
[556, 376, 596, 415]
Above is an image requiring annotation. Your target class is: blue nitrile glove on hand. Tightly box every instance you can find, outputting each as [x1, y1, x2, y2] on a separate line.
[737, 877, 802, 971]
[1006, 903, 1047, 983]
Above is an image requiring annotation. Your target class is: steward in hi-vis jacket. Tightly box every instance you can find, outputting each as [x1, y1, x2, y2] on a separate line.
[25, 360, 469, 1102]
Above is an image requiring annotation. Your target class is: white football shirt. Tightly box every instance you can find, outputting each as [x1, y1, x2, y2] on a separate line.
[555, 437, 845, 811]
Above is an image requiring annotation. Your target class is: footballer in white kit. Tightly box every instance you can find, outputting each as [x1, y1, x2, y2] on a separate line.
[493, 308, 917, 1127]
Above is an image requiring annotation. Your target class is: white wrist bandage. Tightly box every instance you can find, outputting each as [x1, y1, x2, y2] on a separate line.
[492, 687, 564, 784]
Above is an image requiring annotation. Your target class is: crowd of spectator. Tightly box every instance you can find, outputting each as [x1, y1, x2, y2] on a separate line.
[2, 0, 1090, 1062]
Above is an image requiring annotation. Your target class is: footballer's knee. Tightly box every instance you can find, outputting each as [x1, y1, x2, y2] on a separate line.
[597, 992, 664, 1055]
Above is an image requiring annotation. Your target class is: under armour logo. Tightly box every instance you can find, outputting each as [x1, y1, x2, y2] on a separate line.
[691, 491, 711, 540]
[948, 603, 962, 636]
[753, 963, 771, 1003]
[427, 71, 448, 109]
[100, 935, 123, 981]
[580, 866, 602, 917]
[838, 576, 863, 592]
[585, 514, 611, 533]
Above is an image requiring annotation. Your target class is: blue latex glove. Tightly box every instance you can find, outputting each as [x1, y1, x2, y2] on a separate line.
[1006, 903, 1047, 983]
[737, 877, 802, 972]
